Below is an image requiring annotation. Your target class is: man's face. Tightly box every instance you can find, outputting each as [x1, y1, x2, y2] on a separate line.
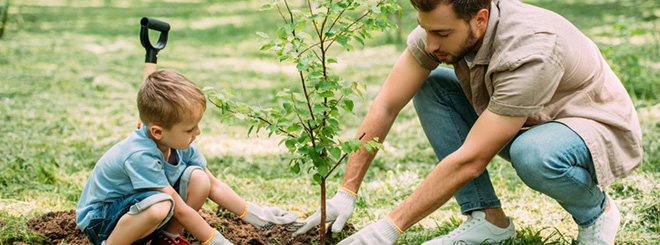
[417, 4, 482, 64]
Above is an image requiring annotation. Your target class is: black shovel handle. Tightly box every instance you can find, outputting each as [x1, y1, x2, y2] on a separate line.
[140, 17, 170, 63]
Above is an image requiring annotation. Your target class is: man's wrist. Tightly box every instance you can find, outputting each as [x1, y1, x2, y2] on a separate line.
[339, 186, 358, 197]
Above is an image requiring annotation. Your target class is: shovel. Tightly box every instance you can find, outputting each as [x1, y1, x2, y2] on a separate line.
[140, 17, 170, 81]
[138, 17, 170, 128]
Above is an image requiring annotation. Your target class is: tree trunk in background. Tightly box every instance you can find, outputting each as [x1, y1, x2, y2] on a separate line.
[0, 0, 9, 38]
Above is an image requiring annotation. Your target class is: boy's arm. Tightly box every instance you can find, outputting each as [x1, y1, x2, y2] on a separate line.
[204, 168, 247, 216]
[204, 169, 298, 229]
[150, 185, 214, 241]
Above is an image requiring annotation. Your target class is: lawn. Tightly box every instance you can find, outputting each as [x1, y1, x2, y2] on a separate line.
[1, 0, 659, 244]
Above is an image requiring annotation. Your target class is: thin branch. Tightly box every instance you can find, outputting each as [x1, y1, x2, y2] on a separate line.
[307, 0, 322, 38]
[275, 4, 288, 24]
[299, 71, 316, 122]
[208, 97, 296, 138]
[326, 132, 366, 178]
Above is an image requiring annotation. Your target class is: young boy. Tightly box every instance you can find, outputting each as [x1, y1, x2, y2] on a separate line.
[76, 69, 298, 245]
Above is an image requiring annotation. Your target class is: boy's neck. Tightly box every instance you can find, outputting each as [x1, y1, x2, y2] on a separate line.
[157, 145, 177, 165]
[144, 125, 177, 165]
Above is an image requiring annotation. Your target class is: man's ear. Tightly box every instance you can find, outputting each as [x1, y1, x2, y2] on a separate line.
[149, 125, 164, 140]
[474, 8, 489, 35]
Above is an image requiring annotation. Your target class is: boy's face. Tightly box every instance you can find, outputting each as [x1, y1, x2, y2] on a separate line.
[157, 103, 204, 150]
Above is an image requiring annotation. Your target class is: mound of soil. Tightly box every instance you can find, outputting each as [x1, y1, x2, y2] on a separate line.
[26, 209, 87, 245]
[21, 208, 355, 244]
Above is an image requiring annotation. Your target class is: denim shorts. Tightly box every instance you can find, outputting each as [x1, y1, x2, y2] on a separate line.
[82, 166, 202, 245]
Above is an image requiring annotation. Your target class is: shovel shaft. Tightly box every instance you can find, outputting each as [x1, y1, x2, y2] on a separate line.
[143, 62, 157, 82]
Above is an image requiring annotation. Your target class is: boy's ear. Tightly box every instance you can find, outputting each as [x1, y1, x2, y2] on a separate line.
[149, 125, 165, 140]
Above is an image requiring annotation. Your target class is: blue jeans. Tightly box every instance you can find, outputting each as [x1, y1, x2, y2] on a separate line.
[412, 67, 607, 226]
[83, 191, 174, 245]
[82, 166, 202, 244]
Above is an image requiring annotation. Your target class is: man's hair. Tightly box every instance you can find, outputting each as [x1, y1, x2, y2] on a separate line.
[137, 69, 206, 129]
[410, 0, 491, 22]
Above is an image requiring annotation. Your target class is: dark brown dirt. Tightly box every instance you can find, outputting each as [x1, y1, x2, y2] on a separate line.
[19, 208, 355, 244]
[26, 209, 88, 245]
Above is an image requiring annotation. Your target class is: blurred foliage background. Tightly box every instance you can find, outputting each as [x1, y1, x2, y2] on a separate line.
[0, 0, 659, 243]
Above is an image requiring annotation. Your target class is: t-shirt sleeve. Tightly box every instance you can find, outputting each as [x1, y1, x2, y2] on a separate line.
[406, 25, 441, 71]
[124, 151, 169, 190]
[487, 53, 564, 117]
[184, 142, 207, 169]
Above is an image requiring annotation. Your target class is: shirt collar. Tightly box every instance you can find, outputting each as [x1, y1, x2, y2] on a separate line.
[473, 0, 500, 65]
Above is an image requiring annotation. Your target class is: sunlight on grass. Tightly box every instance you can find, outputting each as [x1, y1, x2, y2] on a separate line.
[197, 133, 287, 157]
[2, 0, 659, 244]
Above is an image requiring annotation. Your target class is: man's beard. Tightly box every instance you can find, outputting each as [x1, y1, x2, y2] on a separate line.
[439, 27, 479, 64]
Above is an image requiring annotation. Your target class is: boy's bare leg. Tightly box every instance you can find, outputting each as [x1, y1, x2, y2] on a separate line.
[163, 169, 211, 235]
[204, 168, 247, 216]
[106, 200, 173, 245]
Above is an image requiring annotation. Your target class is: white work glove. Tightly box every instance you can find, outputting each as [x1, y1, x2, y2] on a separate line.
[338, 217, 402, 245]
[203, 230, 233, 245]
[241, 202, 298, 230]
[292, 188, 357, 237]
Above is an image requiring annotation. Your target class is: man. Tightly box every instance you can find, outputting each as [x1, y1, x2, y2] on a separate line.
[292, 0, 643, 244]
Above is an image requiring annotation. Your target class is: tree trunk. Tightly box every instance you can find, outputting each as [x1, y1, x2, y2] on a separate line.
[320, 177, 327, 244]
[0, 0, 9, 38]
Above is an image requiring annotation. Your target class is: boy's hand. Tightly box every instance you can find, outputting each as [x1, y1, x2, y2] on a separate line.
[204, 230, 233, 245]
[241, 202, 298, 230]
[292, 189, 357, 237]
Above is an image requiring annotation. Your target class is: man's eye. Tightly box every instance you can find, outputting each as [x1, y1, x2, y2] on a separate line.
[436, 33, 449, 37]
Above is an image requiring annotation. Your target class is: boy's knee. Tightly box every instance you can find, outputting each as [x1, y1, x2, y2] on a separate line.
[189, 168, 211, 189]
[142, 200, 173, 223]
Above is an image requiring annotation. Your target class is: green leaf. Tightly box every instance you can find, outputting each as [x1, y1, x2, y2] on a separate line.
[318, 163, 328, 177]
[313, 173, 322, 185]
[290, 159, 301, 174]
[341, 87, 354, 96]
[256, 32, 270, 39]
[335, 35, 352, 51]
[342, 99, 354, 112]
[287, 124, 303, 132]
[329, 147, 342, 159]
[277, 27, 288, 40]
[285, 138, 297, 150]
[259, 43, 273, 51]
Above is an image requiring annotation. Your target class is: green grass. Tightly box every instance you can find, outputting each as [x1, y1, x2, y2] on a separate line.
[1, 0, 659, 244]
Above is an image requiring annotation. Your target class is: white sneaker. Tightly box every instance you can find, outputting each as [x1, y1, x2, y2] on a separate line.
[422, 211, 516, 245]
[577, 195, 620, 245]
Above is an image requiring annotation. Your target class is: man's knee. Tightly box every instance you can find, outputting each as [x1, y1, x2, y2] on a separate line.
[510, 137, 571, 190]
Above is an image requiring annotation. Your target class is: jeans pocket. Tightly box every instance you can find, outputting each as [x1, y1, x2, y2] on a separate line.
[83, 223, 102, 245]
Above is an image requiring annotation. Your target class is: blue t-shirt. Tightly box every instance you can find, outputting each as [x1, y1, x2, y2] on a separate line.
[75, 126, 207, 229]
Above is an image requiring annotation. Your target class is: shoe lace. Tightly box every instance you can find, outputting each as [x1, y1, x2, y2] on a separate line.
[578, 220, 603, 240]
[445, 215, 479, 239]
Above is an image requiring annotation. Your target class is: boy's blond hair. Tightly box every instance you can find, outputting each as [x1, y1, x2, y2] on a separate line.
[137, 69, 206, 129]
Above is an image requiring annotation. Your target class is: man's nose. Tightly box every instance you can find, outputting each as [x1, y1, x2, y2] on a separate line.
[425, 35, 440, 54]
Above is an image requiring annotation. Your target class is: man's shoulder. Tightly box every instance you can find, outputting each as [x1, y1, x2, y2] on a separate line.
[489, 0, 569, 69]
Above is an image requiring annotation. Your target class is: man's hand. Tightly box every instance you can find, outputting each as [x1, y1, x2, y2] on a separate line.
[338, 217, 402, 245]
[292, 189, 357, 237]
[241, 202, 298, 230]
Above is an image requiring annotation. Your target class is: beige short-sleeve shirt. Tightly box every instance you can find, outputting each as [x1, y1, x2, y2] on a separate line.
[407, 0, 643, 187]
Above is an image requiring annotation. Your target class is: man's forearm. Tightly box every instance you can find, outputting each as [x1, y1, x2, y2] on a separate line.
[388, 152, 487, 230]
[341, 105, 398, 193]
[387, 110, 528, 230]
